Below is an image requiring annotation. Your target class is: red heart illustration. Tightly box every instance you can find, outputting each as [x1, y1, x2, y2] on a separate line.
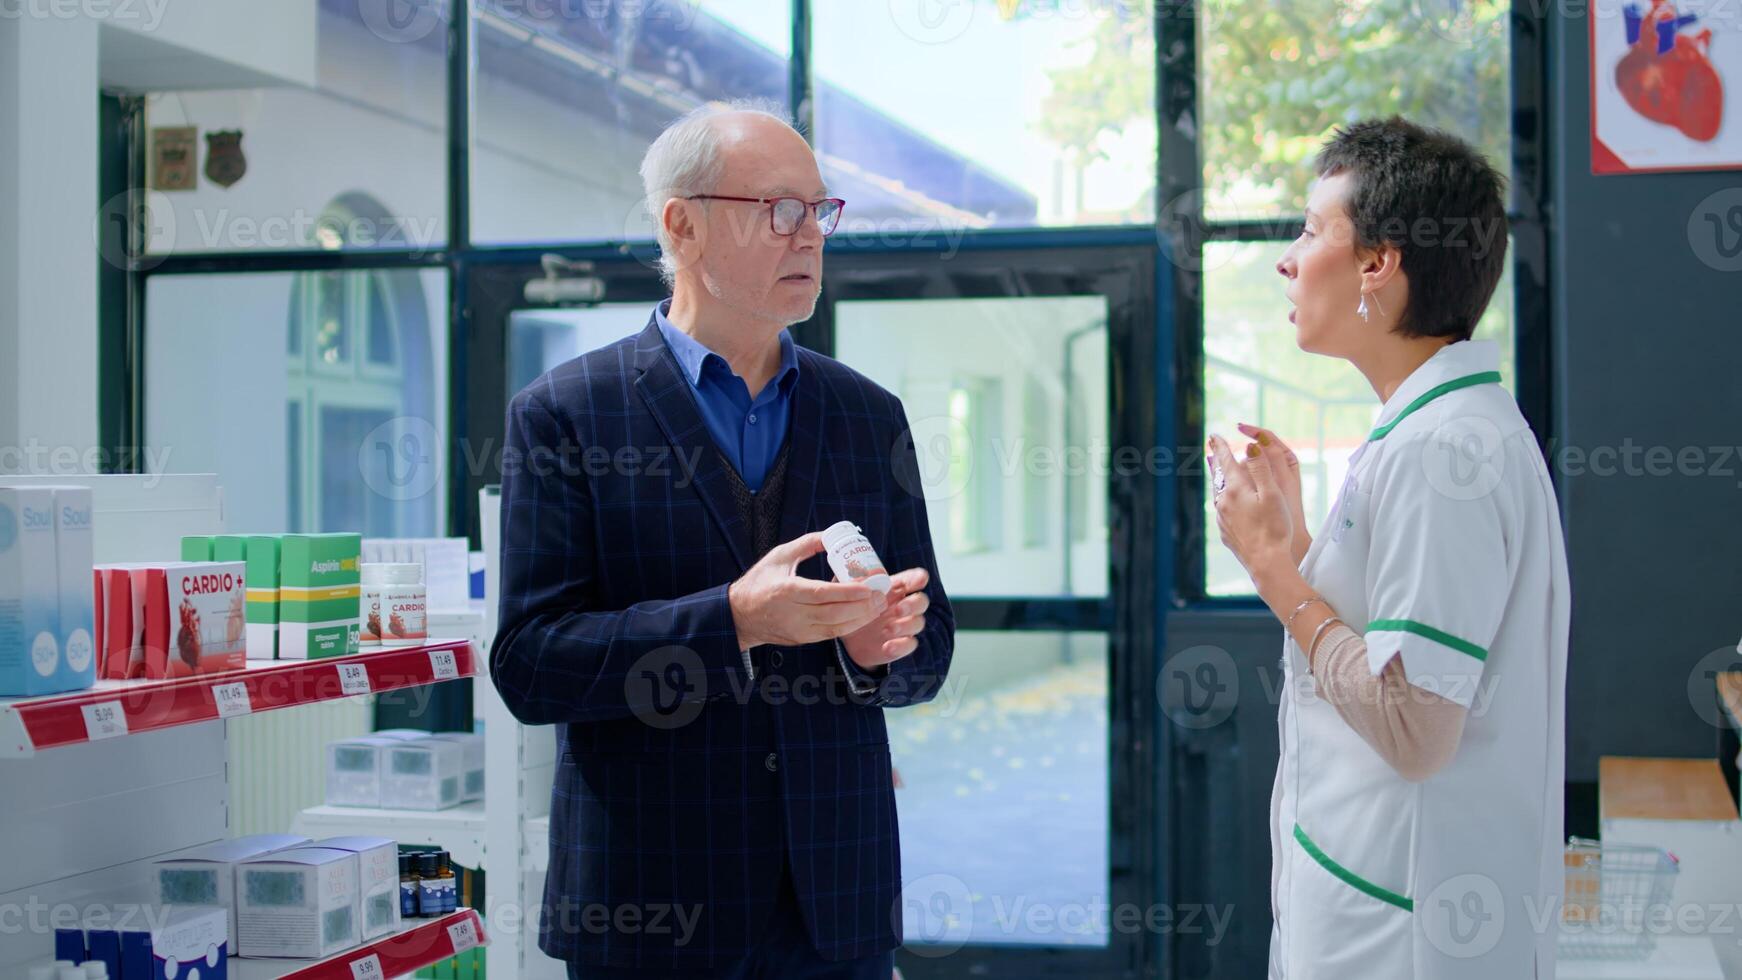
[1615, 0, 1724, 142]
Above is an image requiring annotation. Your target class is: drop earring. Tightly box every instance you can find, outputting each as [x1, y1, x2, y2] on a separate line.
[1357, 293, 1370, 322]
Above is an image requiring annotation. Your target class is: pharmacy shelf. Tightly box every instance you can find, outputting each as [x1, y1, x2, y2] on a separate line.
[0, 639, 475, 758]
[233, 908, 488, 980]
[293, 802, 487, 871]
[527, 815, 549, 874]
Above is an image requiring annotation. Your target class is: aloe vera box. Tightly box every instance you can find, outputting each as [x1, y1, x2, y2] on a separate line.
[279, 533, 361, 659]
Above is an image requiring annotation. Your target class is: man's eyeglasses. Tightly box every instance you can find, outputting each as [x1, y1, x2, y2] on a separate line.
[684, 195, 846, 237]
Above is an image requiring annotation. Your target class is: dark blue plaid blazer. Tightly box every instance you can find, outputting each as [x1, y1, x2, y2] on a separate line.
[490, 313, 955, 969]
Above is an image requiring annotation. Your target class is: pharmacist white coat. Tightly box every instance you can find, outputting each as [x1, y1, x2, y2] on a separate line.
[1267, 340, 1569, 979]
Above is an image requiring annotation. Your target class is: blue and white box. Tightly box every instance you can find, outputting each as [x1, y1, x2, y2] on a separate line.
[73, 905, 228, 980]
[0, 486, 65, 696]
[50, 486, 94, 692]
[118, 905, 228, 980]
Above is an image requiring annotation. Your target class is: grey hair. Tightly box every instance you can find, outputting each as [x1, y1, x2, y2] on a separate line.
[639, 98, 796, 287]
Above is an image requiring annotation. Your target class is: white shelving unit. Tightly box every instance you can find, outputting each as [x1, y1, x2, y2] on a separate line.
[0, 474, 490, 978]
[292, 802, 486, 873]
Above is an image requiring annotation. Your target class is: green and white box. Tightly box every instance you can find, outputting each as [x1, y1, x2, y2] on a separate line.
[244, 535, 281, 659]
[279, 533, 360, 659]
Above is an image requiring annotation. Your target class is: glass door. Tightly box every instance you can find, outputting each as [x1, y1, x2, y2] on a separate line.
[811, 244, 1162, 977]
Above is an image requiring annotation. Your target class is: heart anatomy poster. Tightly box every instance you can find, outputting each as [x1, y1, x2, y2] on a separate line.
[1591, 0, 1740, 172]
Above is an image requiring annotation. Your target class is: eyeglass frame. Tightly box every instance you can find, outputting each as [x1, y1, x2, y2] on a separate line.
[682, 194, 847, 237]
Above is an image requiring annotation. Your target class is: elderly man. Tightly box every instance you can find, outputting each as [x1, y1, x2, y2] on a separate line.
[490, 100, 955, 978]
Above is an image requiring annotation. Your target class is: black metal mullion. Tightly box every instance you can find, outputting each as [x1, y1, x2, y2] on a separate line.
[142, 249, 449, 276]
[1509, 0, 1554, 461]
[446, 0, 474, 543]
[789, 0, 812, 137]
[1158, 0, 1204, 618]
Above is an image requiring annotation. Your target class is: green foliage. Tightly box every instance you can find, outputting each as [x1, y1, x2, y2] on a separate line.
[1035, 0, 1510, 215]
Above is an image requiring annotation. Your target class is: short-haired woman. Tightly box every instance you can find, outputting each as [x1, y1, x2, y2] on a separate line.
[1211, 117, 1569, 979]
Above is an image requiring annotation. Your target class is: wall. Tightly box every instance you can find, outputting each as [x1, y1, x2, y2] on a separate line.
[0, 16, 99, 476]
[1550, 5, 1742, 780]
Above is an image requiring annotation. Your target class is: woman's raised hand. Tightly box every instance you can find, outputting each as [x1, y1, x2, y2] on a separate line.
[1237, 423, 1310, 566]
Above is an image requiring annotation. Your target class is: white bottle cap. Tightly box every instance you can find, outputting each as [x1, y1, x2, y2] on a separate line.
[820, 520, 862, 551]
[59, 968, 85, 980]
[82, 962, 108, 980]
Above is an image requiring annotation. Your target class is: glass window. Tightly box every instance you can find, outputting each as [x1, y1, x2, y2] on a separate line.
[812, 1, 1155, 232]
[893, 630, 1109, 949]
[145, 269, 449, 538]
[1200, 239, 1515, 596]
[1199, 0, 1510, 220]
[471, 1, 791, 245]
[835, 296, 1109, 598]
[505, 304, 656, 396]
[141, 4, 448, 253]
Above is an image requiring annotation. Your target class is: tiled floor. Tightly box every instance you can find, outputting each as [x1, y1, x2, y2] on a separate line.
[890, 660, 1110, 948]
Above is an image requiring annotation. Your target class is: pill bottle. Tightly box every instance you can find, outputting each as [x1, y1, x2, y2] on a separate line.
[379, 563, 427, 647]
[360, 563, 387, 648]
[820, 521, 891, 594]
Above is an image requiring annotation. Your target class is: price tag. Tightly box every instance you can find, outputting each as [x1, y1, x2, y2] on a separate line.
[349, 954, 384, 980]
[447, 915, 479, 953]
[81, 701, 129, 741]
[429, 649, 459, 682]
[212, 681, 252, 718]
[337, 661, 372, 696]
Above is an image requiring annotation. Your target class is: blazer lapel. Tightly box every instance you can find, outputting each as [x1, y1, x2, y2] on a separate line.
[631, 317, 754, 571]
[776, 352, 825, 550]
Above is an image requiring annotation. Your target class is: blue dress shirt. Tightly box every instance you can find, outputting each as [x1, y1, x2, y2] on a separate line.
[653, 299, 799, 492]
